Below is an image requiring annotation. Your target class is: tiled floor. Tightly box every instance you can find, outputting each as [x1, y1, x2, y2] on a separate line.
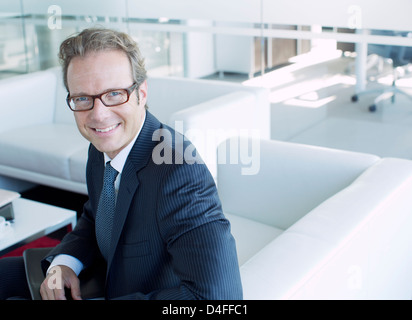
[243, 52, 412, 161]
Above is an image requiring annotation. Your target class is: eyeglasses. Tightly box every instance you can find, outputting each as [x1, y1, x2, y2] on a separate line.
[66, 83, 138, 112]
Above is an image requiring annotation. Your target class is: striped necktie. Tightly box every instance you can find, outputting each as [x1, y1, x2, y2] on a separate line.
[95, 161, 118, 261]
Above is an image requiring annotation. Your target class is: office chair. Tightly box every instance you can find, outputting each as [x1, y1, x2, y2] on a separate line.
[23, 247, 105, 300]
[351, 30, 412, 112]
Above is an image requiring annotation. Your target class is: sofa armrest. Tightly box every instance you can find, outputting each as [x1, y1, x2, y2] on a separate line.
[217, 138, 380, 229]
[168, 91, 262, 178]
[241, 158, 412, 299]
[0, 70, 57, 133]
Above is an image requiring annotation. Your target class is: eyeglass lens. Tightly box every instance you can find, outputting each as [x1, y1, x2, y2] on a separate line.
[69, 89, 129, 111]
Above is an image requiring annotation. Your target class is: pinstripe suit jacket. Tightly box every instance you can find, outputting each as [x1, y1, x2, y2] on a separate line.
[43, 111, 243, 300]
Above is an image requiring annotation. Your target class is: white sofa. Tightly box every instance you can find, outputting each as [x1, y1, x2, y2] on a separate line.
[0, 68, 269, 194]
[217, 137, 412, 299]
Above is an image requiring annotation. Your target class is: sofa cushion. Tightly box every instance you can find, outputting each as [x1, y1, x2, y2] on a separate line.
[0, 124, 88, 180]
[225, 212, 283, 266]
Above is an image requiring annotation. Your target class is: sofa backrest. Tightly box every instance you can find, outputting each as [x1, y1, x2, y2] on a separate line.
[146, 76, 269, 128]
[217, 138, 380, 230]
[51, 67, 77, 125]
[0, 69, 57, 133]
[168, 91, 258, 178]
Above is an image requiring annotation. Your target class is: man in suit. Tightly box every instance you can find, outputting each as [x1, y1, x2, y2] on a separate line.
[36, 27, 242, 300]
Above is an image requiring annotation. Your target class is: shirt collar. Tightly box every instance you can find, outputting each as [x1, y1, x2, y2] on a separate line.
[103, 111, 146, 174]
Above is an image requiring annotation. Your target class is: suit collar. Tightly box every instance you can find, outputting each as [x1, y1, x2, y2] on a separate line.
[125, 110, 162, 173]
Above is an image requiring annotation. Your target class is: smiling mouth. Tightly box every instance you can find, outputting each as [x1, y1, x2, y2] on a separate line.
[94, 123, 120, 133]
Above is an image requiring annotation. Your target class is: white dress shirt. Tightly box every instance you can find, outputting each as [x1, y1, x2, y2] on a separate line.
[48, 113, 146, 275]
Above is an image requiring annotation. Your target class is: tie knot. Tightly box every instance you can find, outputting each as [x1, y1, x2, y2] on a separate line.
[104, 161, 118, 183]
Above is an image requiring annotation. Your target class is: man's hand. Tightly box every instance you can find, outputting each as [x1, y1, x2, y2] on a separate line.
[40, 265, 82, 300]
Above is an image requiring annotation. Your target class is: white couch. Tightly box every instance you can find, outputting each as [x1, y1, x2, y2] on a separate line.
[217, 137, 412, 299]
[0, 68, 269, 194]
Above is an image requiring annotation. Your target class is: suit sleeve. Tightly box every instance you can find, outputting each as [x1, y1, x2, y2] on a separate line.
[41, 199, 101, 273]
[41, 145, 103, 273]
[116, 162, 243, 300]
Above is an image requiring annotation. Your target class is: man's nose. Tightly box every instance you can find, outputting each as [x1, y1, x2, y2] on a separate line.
[90, 97, 109, 119]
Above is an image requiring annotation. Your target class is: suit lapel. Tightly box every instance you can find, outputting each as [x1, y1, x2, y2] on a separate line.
[106, 111, 162, 269]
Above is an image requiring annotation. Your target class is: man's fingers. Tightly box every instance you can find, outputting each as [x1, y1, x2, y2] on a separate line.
[40, 265, 81, 300]
[53, 287, 67, 300]
[67, 277, 82, 300]
[40, 280, 66, 300]
[39, 282, 49, 300]
[40, 266, 66, 300]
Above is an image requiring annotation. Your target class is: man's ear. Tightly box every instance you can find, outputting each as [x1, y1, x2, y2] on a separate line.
[138, 80, 148, 107]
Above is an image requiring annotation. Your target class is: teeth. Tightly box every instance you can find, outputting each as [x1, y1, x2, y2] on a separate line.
[95, 124, 118, 133]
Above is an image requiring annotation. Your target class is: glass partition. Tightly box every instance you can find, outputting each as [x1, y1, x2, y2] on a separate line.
[0, 2, 27, 77]
[0, 0, 410, 81]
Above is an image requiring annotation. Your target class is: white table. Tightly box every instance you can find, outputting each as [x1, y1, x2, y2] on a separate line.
[0, 198, 77, 256]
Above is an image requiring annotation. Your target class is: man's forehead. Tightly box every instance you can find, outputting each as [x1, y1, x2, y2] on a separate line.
[67, 51, 133, 92]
